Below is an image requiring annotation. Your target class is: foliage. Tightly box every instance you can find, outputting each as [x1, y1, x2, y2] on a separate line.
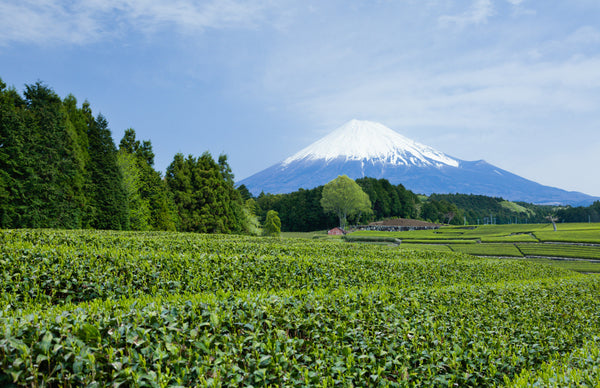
[517, 243, 600, 260]
[397, 243, 454, 252]
[236, 184, 253, 201]
[428, 193, 554, 224]
[321, 175, 372, 229]
[262, 210, 281, 237]
[118, 129, 177, 231]
[0, 81, 86, 228]
[165, 152, 246, 233]
[2, 229, 600, 386]
[0, 78, 248, 235]
[355, 177, 419, 220]
[241, 199, 262, 236]
[86, 114, 129, 230]
[535, 229, 600, 244]
[523, 258, 600, 274]
[420, 199, 461, 225]
[351, 223, 600, 264]
[556, 201, 600, 223]
[255, 187, 338, 232]
[451, 243, 524, 257]
[506, 338, 600, 386]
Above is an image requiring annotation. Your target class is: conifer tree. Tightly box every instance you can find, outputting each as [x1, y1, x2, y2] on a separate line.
[118, 128, 177, 231]
[166, 152, 245, 233]
[0, 79, 27, 227]
[20, 82, 83, 228]
[86, 114, 128, 230]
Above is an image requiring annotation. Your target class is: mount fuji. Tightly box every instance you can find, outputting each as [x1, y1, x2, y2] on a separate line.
[239, 120, 598, 206]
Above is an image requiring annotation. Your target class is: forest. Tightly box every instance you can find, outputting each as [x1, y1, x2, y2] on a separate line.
[1, 78, 581, 233]
[0, 79, 251, 233]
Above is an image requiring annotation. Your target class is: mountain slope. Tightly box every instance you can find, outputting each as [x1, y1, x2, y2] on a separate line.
[239, 120, 598, 206]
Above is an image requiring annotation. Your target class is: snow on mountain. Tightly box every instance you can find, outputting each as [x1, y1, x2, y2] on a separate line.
[238, 120, 600, 206]
[283, 119, 459, 168]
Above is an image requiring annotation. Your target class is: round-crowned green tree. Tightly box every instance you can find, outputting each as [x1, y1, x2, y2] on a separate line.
[321, 175, 372, 229]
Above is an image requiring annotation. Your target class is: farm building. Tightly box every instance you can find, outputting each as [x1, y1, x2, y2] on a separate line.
[328, 227, 346, 236]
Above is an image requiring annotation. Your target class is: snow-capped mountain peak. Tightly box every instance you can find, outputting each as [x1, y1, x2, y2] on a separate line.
[282, 119, 459, 168]
[238, 119, 600, 205]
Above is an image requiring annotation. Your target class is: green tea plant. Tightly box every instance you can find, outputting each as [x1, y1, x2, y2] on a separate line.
[0, 229, 599, 386]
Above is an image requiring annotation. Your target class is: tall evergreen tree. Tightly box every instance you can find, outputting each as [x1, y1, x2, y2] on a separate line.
[0, 79, 27, 227]
[356, 177, 418, 220]
[86, 114, 128, 230]
[19, 82, 83, 228]
[117, 150, 151, 230]
[166, 152, 245, 233]
[118, 128, 177, 231]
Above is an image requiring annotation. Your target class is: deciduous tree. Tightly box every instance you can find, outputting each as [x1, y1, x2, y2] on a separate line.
[262, 210, 281, 237]
[320, 175, 372, 229]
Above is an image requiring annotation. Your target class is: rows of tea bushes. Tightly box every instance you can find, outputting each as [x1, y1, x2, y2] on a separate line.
[350, 224, 600, 264]
[0, 230, 569, 309]
[534, 228, 600, 244]
[398, 244, 453, 252]
[450, 243, 524, 257]
[506, 337, 600, 387]
[1, 229, 600, 386]
[516, 243, 600, 260]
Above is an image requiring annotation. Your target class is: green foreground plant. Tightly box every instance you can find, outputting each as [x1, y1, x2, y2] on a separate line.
[1, 229, 599, 386]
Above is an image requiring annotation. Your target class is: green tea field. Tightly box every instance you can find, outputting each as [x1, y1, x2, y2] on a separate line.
[1, 229, 600, 386]
[349, 223, 600, 273]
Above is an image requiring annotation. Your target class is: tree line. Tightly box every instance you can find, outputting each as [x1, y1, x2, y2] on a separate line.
[242, 181, 561, 232]
[0, 79, 255, 233]
[242, 177, 422, 232]
[1, 78, 566, 234]
[427, 194, 555, 225]
[556, 201, 600, 223]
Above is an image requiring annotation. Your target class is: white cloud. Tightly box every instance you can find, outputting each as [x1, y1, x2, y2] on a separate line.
[439, 0, 495, 27]
[0, 0, 281, 46]
[0, 1, 103, 45]
[522, 26, 600, 60]
[566, 26, 600, 45]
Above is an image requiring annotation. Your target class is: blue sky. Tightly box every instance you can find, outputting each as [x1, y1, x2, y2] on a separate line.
[2, 0, 600, 197]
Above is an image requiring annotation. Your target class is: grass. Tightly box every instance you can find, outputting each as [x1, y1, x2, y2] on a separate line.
[499, 200, 534, 215]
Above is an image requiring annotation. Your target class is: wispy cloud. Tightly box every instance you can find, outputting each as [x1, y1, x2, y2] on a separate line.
[439, 0, 495, 27]
[0, 1, 103, 45]
[279, 56, 600, 134]
[0, 0, 280, 46]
